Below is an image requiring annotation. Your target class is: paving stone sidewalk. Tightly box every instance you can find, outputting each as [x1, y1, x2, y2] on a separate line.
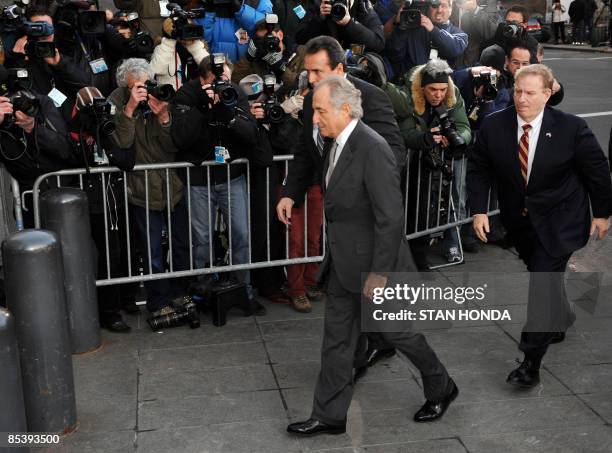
[50, 235, 612, 453]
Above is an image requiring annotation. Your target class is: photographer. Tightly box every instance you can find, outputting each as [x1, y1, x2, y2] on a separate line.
[232, 14, 304, 85]
[7, 6, 89, 121]
[149, 17, 210, 91]
[105, 11, 156, 65]
[0, 64, 77, 227]
[192, 0, 273, 63]
[459, 0, 501, 66]
[272, 0, 317, 48]
[70, 86, 135, 332]
[295, 0, 385, 53]
[482, 5, 538, 63]
[398, 58, 471, 264]
[385, 0, 468, 80]
[108, 58, 191, 324]
[171, 54, 266, 315]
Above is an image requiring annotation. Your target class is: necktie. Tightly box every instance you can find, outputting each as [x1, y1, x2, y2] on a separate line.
[325, 141, 338, 188]
[518, 123, 532, 184]
[316, 130, 325, 155]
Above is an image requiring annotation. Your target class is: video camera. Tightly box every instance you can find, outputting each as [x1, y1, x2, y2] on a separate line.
[0, 1, 28, 33]
[25, 40, 57, 59]
[399, 0, 438, 30]
[110, 12, 155, 55]
[262, 74, 284, 124]
[471, 70, 498, 101]
[166, 3, 204, 40]
[78, 97, 116, 136]
[211, 53, 238, 107]
[53, 0, 107, 36]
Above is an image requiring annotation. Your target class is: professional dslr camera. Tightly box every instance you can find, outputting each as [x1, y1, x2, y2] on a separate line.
[471, 70, 498, 101]
[148, 299, 200, 330]
[399, 0, 438, 30]
[211, 53, 238, 107]
[78, 97, 116, 136]
[262, 74, 284, 124]
[137, 80, 176, 110]
[0, 66, 39, 129]
[328, 0, 349, 22]
[432, 105, 466, 151]
[0, 0, 28, 33]
[495, 20, 528, 42]
[53, 0, 107, 35]
[261, 14, 280, 53]
[346, 48, 387, 88]
[166, 3, 204, 40]
[110, 12, 155, 55]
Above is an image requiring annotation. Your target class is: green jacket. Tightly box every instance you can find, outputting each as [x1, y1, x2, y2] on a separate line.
[109, 87, 184, 211]
[386, 65, 471, 152]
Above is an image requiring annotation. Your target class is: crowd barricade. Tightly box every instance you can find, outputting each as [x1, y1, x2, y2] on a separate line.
[24, 153, 499, 286]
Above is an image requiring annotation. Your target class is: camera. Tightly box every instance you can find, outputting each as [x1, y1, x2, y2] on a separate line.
[432, 105, 466, 150]
[262, 74, 284, 124]
[78, 10, 106, 35]
[1, 68, 31, 94]
[329, 0, 348, 22]
[2, 90, 40, 129]
[148, 300, 200, 330]
[496, 20, 528, 41]
[145, 80, 176, 102]
[166, 3, 204, 40]
[0, 3, 25, 33]
[25, 40, 56, 59]
[211, 53, 238, 107]
[262, 14, 280, 53]
[79, 97, 116, 136]
[471, 70, 498, 101]
[399, 0, 438, 30]
[23, 20, 54, 37]
[112, 12, 155, 55]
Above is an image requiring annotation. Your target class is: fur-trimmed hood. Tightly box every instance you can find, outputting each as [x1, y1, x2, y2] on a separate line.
[409, 64, 458, 116]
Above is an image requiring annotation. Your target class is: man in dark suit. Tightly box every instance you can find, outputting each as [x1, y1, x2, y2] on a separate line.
[284, 75, 457, 436]
[277, 36, 405, 376]
[468, 64, 611, 387]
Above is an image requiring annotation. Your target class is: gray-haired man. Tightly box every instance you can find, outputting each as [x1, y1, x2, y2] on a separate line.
[286, 76, 457, 436]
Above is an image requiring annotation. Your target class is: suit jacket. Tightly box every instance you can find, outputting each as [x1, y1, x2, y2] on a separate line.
[283, 75, 406, 206]
[468, 105, 611, 258]
[318, 120, 404, 293]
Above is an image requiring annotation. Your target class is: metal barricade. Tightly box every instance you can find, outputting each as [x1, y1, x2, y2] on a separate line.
[26, 153, 499, 286]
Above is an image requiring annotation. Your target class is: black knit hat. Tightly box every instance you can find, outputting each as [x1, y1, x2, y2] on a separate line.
[478, 45, 506, 72]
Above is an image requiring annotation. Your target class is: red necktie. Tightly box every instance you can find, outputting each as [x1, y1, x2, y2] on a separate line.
[518, 123, 532, 184]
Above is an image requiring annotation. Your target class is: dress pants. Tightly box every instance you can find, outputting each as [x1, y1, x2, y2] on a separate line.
[510, 219, 574, 362]
[311, 266, 453, 425]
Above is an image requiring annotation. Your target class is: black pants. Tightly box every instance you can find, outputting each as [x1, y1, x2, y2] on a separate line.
[510, 220, 574, 363]
[312, 266, 452, 425]
[553, 22, 566, 42]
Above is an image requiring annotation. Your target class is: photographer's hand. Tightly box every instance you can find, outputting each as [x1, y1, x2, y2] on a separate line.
[250, 102, 265, 120]
[14, 111, 35, 134]
[202, 84, 220, 105]
[262, 51, 287, 75]
[44, 49, 61, 66]
[0, 97, 14, 126]
[125, 82, 148, 118]
[421, 14, 434, 32]
[148, 96, 171, 125]
[12, 36, 27, 56]
[430, 126, 449, 148]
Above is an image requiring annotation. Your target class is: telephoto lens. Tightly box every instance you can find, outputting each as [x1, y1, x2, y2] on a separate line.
[144, 80, 176, 102]
[147, 302, 201, 331]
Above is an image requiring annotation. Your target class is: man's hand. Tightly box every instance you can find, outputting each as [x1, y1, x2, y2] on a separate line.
[552, 78, 561, 94]
[250, 102, 265, 120]
[148, 96, 170, 124]
[590, 217, 609, 240]
[363, 272, 388, 300]
[125, 82, 148, 118]
[202, 84, 220, 105]
[14, 110, 35, 134]
[12, 36, 27, 55]
[43, 48, 61, 66]
[430, 126, 449, 148]
[276, 197, 294, 225]
[0, 97, 14, 125]
[281, 94, 303, 118]
[421, 14, 434, 32]
[473, 213, 490, 242]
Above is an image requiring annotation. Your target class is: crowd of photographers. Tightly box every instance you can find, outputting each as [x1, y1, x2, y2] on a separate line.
[0, 0, 576, 331]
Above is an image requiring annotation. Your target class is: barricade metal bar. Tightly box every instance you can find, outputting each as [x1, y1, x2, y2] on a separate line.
[186, 167, 193, 270]
[414, 151, 422, 232]
[226, 164, 233, 266]
[207, 165, 213, 268]
[10, 178, 24, 231]
[166, 169, 173, 273]
[447, 155, 454, 225]
[304, 186, 308, 258]
[78, 174, 83, 190]
[266, 166, 271, 262]
[101, 172, 111, 279]
[123, 173, 132, 277]
[144, 170, 152, 275]
[247, 162, 252, 264]
[284, 160, 289, 260]
[435, 157, 444, 227]
[425, 166, 433, 229]
[406, 209, 500, 240]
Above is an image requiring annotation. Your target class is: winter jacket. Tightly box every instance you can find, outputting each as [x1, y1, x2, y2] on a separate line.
[108, 86, 184, 211]
[569, 0, 586, 23]
[272, 0, 318, 48]
[194, 0, 273, 63]
[295, 0, 385, 53]
[385, 21, 468, 80]
[231, 44, 305, 86]
[150, 38, 210, 91]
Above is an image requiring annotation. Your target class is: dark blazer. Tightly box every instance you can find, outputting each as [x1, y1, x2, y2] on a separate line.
[318, 120, 404, 293]
[283, 75, 406, 205]
[468, 105, 611, 258]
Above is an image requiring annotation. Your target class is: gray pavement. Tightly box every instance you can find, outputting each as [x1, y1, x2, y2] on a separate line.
[37, 49, 612, 453]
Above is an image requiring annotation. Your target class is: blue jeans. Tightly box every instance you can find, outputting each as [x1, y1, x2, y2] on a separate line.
[131, 198, 190, 312]
[191, 175, 251, 294]
[442, 158, 466, 252]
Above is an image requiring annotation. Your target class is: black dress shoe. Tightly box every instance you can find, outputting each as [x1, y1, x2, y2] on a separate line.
[367, 347, 395, 367]
[287, 418, 346, 436]
[101, 318, 131, 333]
[550, 332, 566, 344]
[506, 359, 540, 388]
[414, 381, 459, 423]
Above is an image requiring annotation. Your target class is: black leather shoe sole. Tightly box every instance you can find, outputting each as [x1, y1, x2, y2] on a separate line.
[506, 375, 540, 388]
[287, 422, 346, 436]
[414, 382, 459, 423]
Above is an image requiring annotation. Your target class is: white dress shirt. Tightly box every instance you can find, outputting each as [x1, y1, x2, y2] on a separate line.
[329, 119, 358, 167]
[517, 109, 544, 182]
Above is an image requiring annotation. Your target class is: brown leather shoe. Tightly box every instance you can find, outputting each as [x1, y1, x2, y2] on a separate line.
[291, 295, 312, 313]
